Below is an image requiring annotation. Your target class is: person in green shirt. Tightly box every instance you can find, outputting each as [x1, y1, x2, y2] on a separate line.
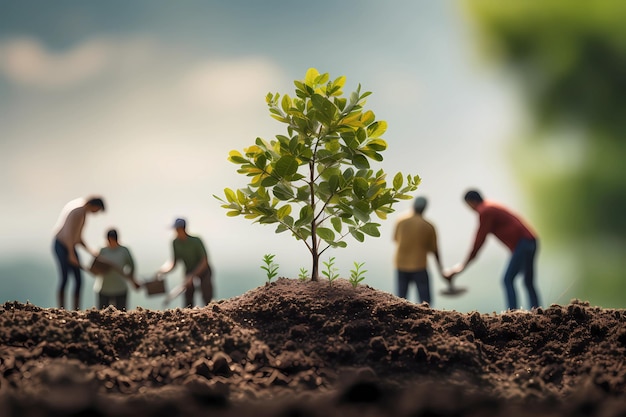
[94, 228, 140, 310]
[158, 218, 213, 307]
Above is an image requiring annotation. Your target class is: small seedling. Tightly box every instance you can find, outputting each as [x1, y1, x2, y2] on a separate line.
[298, 267, 309, 282]
[261, 253, 279, 283]
[349, 261, 367, 288]
[322, 257, 340, 285]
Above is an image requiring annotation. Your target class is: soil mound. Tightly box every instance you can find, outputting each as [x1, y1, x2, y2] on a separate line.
[1, 278, 626, 416]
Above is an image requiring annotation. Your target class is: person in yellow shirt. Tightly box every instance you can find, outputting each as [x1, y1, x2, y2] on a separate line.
[393, 196, 447, 305]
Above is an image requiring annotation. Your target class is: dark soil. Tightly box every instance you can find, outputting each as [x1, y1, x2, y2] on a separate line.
[1, 278, 626, 416]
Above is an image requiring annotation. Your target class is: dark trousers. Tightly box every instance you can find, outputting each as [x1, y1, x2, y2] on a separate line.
[53, 239, 82, 308]
[98, 293, 128, 310]
[397, 269, 431, 304]
[503, 238, 540, 310]
[184, 266, 213, 307]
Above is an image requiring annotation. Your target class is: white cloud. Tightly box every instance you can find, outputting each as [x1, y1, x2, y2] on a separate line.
[179, 57, 286, 111]
[0, 36, 158, 89]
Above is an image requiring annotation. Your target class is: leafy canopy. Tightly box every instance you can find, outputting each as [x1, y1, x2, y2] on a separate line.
[216, 68, 420, 280]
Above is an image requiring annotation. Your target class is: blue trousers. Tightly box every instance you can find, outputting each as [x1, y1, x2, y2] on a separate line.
[503, 238, 540, 310]
[53, 239, 82, 297]
[397, 269, 431, 304]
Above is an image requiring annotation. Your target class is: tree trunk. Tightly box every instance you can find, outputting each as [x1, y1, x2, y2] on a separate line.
[309, 159, 319, 281]
[311, 250, 319, 282]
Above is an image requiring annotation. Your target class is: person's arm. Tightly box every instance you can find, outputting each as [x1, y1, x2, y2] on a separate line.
[183, 239, 209, 288]
[157, 242, 177, 276]
[59, 209, 84, 266]
[454, 211, 492, 275]
[158, 259, 176, 276]
[430, 226, 445, 278]
[124, 248, 141, 289]
[188, 256, 209, 278]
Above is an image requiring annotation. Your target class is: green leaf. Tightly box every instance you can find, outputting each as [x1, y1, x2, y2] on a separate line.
[350, 228, 365, 242]
[367, 120, 387, 138]
[298, 205, 314, 224]
[274, 155, 299, 178]
[224, 188, 237, 203]
[341, 131, 359, 149]
[289, 136, 299, 153]
[353, 204, 370, 223]
[393, 172, 403, 190]
[360, 149, 384, 162]
[353, 177, 369, 198]
[316, 227, 335, 242]
[352, 154, 370, 169]
[273, 183, 294, 201]
[361, 110, 375, 126]
[281, 94, 292, 113]
[228, 150, 248, 164]
[361, 223, 381, 237]
[328, 174, 339, 192]
[277, 205, 292, 220]
[311, 94, 337, 124]
[304, 68, 319, 87]
[331, 217, 342, 233]
[319, 166, 341, 180]
[366, 138, 387, 151]
[261, 176, 279, 187]
[296, 185, 310, 201]
[236, 189, 247, 205]
[316, 72, 329, 85]
[254, 154, 267, 169]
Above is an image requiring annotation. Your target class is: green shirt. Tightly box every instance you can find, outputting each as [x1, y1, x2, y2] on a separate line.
[95, 245, 134, 295]
[173, 235, 208, 274]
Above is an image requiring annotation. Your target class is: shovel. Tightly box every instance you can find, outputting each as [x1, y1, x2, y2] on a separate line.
[440, 279, 467, 297]
[162, 283, 187, 308]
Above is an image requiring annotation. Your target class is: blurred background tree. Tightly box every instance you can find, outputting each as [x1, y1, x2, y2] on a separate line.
[466, 0, 626, 307]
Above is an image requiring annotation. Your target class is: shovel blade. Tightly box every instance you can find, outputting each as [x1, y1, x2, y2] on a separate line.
[440, 286, 468, 297]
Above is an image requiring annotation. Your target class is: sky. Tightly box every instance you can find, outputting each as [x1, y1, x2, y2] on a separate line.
[0, 1, 572, 312]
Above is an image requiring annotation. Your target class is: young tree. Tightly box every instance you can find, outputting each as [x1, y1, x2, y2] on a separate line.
[216, 68, 420, 280]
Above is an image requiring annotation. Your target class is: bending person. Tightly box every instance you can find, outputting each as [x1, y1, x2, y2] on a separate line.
[157, 218, 213, 307]
[449, 189, 540, 310]
[52, 196, 105, 310]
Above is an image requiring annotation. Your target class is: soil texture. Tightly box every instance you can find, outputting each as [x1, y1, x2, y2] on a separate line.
[1, 278, 626, 416]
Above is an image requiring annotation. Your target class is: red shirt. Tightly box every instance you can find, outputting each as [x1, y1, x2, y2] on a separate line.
[470, 201, 536, 258]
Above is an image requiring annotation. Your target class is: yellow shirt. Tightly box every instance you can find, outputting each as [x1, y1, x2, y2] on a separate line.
[394, 213, 438, 271]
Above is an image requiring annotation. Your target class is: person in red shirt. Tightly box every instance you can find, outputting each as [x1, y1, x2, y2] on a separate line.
[449, 190, 540, 310]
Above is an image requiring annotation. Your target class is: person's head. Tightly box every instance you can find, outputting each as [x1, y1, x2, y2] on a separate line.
[86, 196, 106, 213]
[106, 228, 118, 246]
[412, 196, 427, 215]
[173, 218, 187, 238]
[464, 189, 484, 211]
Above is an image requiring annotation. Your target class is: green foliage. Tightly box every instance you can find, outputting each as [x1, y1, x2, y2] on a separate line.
[298, 267, 308, 282]
[349, 261, 367, 288]
[467, 0, 626, 131]
[260, 254, 279, 283]
[322, 257, 339, 285]
[216, 68, 420, 280]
